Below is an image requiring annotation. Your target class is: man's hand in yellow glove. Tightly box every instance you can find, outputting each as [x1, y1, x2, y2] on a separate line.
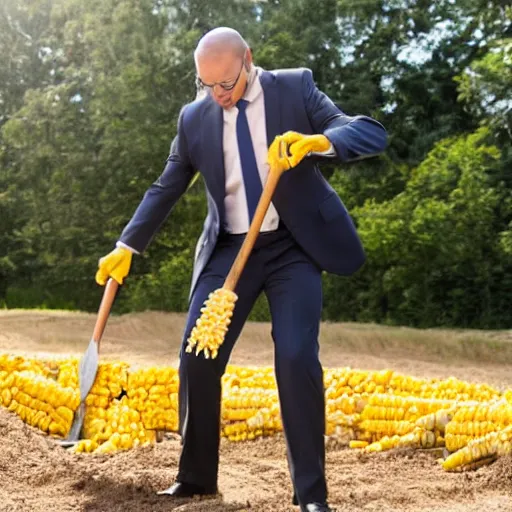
[267, 132, 332, 172]
[95, 247, 132, 286]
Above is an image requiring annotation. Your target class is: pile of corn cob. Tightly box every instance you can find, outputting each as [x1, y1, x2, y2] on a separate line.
[1, 353, 512, 471]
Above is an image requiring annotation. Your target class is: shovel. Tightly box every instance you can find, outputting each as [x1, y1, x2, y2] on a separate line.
[57, 277, 119, 447]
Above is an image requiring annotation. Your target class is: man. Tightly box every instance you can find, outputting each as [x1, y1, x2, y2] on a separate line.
[96, 27, 386, 512]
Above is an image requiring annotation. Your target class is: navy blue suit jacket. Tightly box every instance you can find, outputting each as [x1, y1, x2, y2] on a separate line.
[119, 68, 387, 297]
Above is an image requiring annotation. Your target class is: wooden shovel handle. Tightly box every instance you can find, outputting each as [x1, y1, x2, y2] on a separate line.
[92, 277, 119, 349]
[223, 168, 284, 291]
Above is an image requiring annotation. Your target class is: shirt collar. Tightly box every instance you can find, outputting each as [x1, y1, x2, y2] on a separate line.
[242, 66, 263, 103]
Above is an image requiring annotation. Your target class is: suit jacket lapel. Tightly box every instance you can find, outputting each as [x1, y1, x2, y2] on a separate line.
[201, 97, 225, 221]
[259, 70, 281, 148]
[259, 69, 291, 202]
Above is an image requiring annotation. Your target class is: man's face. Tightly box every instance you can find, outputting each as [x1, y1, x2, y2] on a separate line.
[196, 49, 250, 109]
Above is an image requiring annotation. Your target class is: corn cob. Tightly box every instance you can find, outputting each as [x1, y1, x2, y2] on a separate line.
[222, 421, 276, 441]
[0, 369, 78, 437]
[442, 425, 512, 471]
[69, 439, 99, 453]
[365, 427, 438, 453]
[82, 395, 157, 453]
[382, 372, 500, 401]
[359, 419, 417, 440]
[415, 407, 455, 433]
[56, 359, 79, 389]
[444, 400, 512, 451]
[186, 289, 237, 359]
[349, 440, 369, 449]
[126, 366, 179, 432]
[0, 354, 56, 379]
[222, 402, 283, 441]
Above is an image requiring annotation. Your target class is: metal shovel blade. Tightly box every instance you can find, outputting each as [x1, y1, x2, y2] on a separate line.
[77, 338, 100, 402]
[55, 338, 99, 447]
[56, 278, 119, 447]
[56, 402, 86, 447]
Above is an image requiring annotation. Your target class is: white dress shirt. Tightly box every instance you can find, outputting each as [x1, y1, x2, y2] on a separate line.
[223, 67, 280, 234]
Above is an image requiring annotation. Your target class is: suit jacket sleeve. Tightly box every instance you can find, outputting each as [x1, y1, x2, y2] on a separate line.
[302, 69, 387, 162]
[118, 106, 196, 253]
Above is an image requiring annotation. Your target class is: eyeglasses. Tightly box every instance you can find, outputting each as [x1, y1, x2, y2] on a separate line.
[196, 59, 245, 92]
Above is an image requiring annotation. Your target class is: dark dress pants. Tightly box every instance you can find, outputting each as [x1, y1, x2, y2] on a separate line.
[176, 226, 327, 506]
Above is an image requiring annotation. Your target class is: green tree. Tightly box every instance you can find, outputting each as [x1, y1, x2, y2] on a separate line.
[338, 128, 508, 328]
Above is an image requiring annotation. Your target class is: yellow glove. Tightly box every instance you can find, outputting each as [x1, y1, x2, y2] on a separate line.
[267, 135, 293, 173]
[95, 247, 132, 286]
[267, 132, 331, 171]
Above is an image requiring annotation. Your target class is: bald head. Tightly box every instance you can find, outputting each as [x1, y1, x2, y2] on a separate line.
[194, 27, 249, 63]
[194, 27, 253, 110]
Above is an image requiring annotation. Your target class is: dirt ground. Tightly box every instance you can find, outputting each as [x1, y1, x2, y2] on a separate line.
[1, 309, 512, 512]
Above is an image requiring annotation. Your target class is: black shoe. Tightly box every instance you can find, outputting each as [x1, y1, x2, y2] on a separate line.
[304, 503, 334, 512]
[157, 481, 218, 498]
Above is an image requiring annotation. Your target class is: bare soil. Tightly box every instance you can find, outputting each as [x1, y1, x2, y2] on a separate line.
[1, 309, 512, 512]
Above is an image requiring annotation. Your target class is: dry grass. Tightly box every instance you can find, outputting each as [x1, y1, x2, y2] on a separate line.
[318, 321, 512, 364]
[0, 308, 511, 367]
